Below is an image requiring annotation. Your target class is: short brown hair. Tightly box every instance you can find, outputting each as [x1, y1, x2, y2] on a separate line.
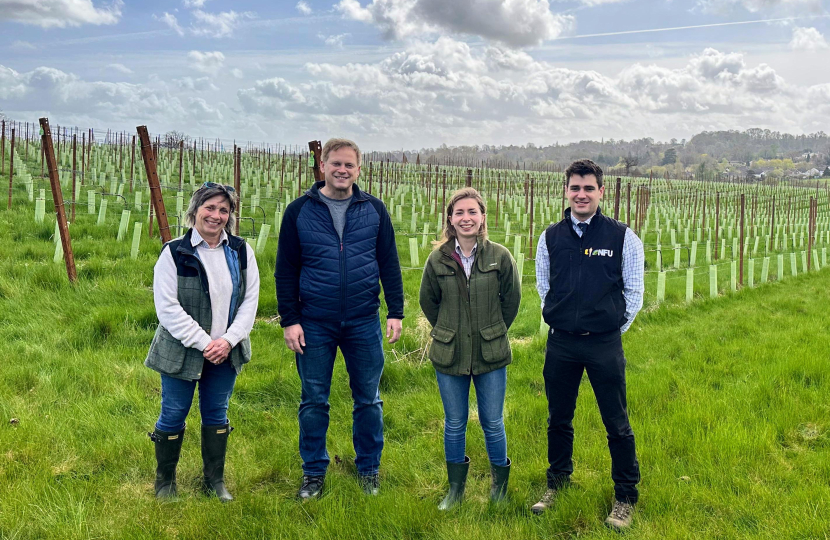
[322, 138, 362, 167]
[185, 185, 237, 236]
[435, 187, 488, 248]
[565, 159, 604, 188]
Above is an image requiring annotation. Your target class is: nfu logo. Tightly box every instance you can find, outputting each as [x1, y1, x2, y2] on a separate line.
[584, 248, 614, 257]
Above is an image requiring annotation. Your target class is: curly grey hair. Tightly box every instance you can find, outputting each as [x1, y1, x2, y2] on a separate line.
[184, 185, 237, 236]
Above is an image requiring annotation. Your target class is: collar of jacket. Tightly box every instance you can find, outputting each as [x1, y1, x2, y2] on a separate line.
[175, 228, 245, 296]
[562, 205, 604, 222]
[437, 237, 498, 274]
[176, 227, 245, 258]
[305, 180, 370, 202]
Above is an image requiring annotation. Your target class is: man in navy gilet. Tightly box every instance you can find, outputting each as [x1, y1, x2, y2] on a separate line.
[275, 138, 404, 499]
[532, 159, 644, 531]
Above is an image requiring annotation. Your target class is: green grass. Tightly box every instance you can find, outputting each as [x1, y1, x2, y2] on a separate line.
[2, 148, 830, 539]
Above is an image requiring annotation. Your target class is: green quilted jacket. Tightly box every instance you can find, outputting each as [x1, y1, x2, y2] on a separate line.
[419, 239, 521, 376]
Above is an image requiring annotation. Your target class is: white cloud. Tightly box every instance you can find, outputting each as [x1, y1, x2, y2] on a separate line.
[1, 42, 826, 149]
[107, 63, 133, 75]
[190, 10, 255, 38]
[0, 0, 122, 28]
[175, 76, 219, 91]
[234, 41, 820, 146]
[695, 0, 822, 14]
[335, 0, 574, 47]
[155, 12, 185, 36]
[0, 63, 228, 131]
[183, 0, 209, 7]
[11, 40, 37, 50]
[790, 27, 829, 51]
[320, 33, 351, 48]
[187, 51, 226, 74]
[296, 1, 312, 15]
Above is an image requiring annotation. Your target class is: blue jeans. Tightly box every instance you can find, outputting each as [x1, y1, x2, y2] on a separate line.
[155, 359, 238, 432]
[296, 314, 385, 476]
[435, 367, 508, 466]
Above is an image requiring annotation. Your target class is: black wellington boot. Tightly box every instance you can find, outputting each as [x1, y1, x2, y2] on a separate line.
[201, 423, 234, 502]
[438, 456, 470, 510]
[149, 425, 185, 499]
[489, 458, 511, 502]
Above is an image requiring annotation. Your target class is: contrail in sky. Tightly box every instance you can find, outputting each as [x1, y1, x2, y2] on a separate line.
[553, 15, 830, 40]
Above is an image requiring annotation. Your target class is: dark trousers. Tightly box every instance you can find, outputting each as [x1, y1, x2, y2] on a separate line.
[543, 330, 640, 503]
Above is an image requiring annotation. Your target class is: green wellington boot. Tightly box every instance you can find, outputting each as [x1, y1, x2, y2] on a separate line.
[489, 458, 511, 502]
[149, 425, 185, 499]
[438, 456, 470, 511]
[201, 423, 234, 502]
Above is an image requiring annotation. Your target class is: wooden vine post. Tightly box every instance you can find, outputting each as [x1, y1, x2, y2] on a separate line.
[7, 127, 14, 210]
[714, 192, 720, 261]
[613, 178, 621, 220]
[494, 174, 500, 228]
[769, 195, 775, 251]
[40, 118, 77, 283]
[136, 125, 172, 244]
[807, 197, 816, 272]
[308, 140, 323, 183]
[71, 134, 77, 222]
[528, 177, 535, 258]
[130, 135, 135, 192]
[178, 139, 184, 190]
[235, 147, 242, 235]
[739, 193, 745, 287]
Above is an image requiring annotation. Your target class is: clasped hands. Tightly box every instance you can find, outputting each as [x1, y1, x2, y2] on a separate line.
[204, 338, 232, 364]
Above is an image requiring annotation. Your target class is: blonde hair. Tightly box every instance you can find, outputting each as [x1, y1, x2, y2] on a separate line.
[434, 187, 488, 248]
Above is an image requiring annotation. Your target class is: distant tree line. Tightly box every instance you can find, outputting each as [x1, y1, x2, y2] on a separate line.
[402, 129, 830, 172]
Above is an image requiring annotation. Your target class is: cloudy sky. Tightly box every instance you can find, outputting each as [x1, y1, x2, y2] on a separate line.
[1, 0, 829, 150]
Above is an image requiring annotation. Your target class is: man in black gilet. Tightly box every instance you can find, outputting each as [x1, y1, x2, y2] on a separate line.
[532, 160, 644, 531]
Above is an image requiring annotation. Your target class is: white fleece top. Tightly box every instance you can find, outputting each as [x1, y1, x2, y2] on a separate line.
[153, 228, 260, 351]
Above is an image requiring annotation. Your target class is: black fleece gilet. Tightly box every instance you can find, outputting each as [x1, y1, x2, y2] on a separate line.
[542, 207, 628, 334]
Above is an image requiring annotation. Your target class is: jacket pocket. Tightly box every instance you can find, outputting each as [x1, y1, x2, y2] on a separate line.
[479, 320, 509, 364]
[429, 325, 457, 367]
[145, 325, 187, 376]
[231, 337, 253, 371]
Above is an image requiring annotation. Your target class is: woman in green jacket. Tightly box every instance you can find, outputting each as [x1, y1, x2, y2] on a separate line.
[419, 187, 521, 510]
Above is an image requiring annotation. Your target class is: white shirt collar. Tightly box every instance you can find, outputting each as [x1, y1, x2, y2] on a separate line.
[570, 213, 594, 227]
[191, 228, 228, 248]
[454, 239, 477, 257]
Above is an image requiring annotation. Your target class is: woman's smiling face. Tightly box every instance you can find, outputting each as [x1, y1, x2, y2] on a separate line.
[194, 194, 231, 238]
[450, 197, 484, 240]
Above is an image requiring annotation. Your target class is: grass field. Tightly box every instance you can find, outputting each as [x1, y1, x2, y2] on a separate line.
[1, 185, 830, 539]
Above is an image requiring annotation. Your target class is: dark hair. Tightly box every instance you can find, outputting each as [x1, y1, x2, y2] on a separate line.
[565, 159, 604, 188]
[185, 185, 237, 236]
